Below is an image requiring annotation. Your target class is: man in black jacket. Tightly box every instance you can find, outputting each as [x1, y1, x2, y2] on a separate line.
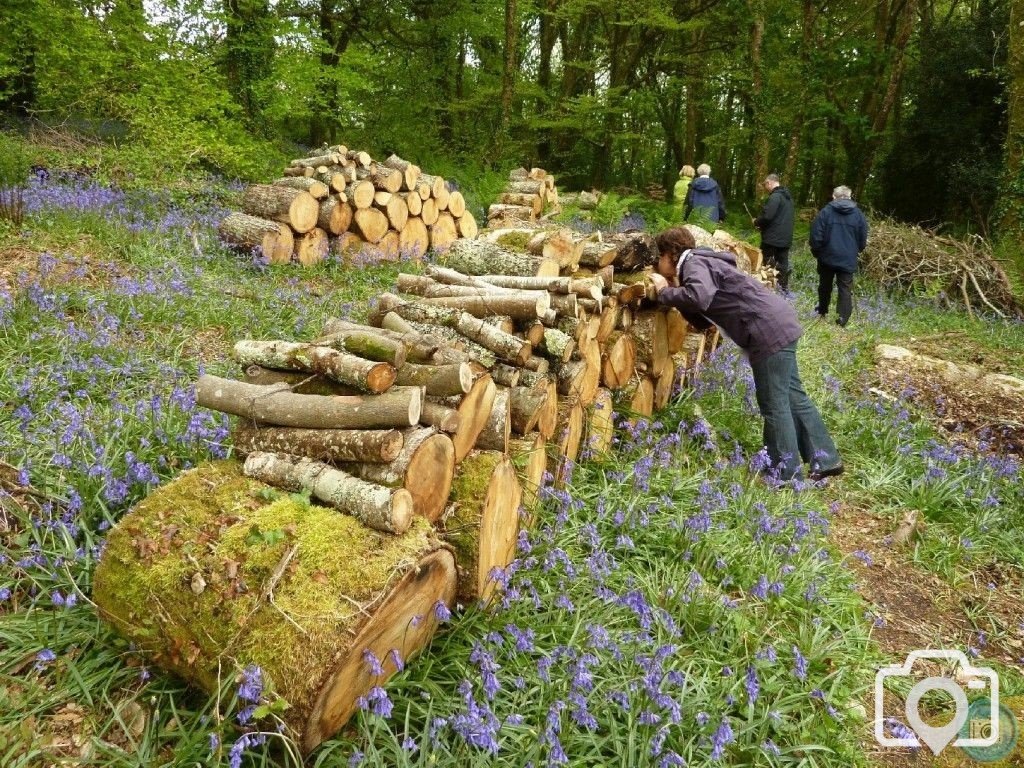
[809, 185, 869, 327]
[752, 173, 795, 292]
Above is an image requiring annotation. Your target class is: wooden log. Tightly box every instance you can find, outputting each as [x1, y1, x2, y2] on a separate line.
[596, 301, 621, 344]
[487, 203, 536, 222]
[233, 340, 395, 394]
[620, 374, 655, 418]
[505, 180, 545, 196]
[273, 177, 329, 199]
[337, 427, 455, 523]
[377, 294, 534, 363]
[584, 388, 615, 459]
[653, 359, 677, 410]
[387, 319, 492, 368]
[314, 170, 348, 193]
[396, 361, 473, 396]
[376, 193, 408, 232]
[681, 331, 707, 375]
[430, 212, 459, 251]
[420, 197, 439, 226]
[196, 376, 420, 428]
[283, 165, 315, 178]
[578, 240, 618, 268]
[419, 401, 459, 433]
[601, 331, 637, 389]
[448, 191, 467, 218]
[218, 212, 294, 265]
[508, 433, 546, 516]
[527, 230, 578, 271]
[398, 191, 422, 217]
[320, 318, 438, 363]
[244, 452, 412, 534]
[509, 383, 547, 435]
[443, 374, 496, 462]
[368, 165, 403, 193]
[456, 213, 478, 239]
[489, 363, 521, 388]
[399, 217, 430, 261]
[295, 227, 329, 267]
[318, 196, 352, 235]
[333, 231, 364, 257]
[242, 184, 319, 234]
[241, 365, 353, 396]
[476, 387, 511, 452]
[498, 192, 544, 215]
[485, 315, 516, 335]
[476, 274, 603, 300]
[345, 180, 375, 209]
[92, 462, 455, 755]
[382, 154, 421, 191]
[351, 207, 389, 244]
[375, 230, 401, 261]
[437, 239, 559, 278]
[550, 397, 584, 487]
[233, 423, 403, 463]
[540, 327, 575, 362]
[416, 182, 431, 201]
[346, 149, 372, 167]
[523, 355, 550, 373]
[442, 451, 521, 604]
[533, 377, 558, 440]
[290, 152, 342, 168]
[630, 310, 669, 377]
[420, 173, 447, 199]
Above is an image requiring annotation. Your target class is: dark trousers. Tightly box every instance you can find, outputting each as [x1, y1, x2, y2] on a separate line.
[816, 264, 854, 325]
[761, 245, 791, 291]
[749, 343, 841, 480]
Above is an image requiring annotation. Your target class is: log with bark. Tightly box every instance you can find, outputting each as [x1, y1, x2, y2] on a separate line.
[92, 461, 455, 755]
[336, 427, 455, 523]
[233, 423, 403, 463]
[295, 227, 329, 266]
[437, 239, 559, 278]
[241, 184, 319, 234]
[196, 376, 421, 429]
[549, 397, 584, 487]
[442, 451, 521, 604]
[317, 197, 353, 236]
[475, 387, 511, 453]
[508, 433, 546, 516]
[218, 213, 295, 265]
[233, 340, 396, 394]
[243, 451, 413, 534]
[584, 388, 615, 458]
[273, 177, 329, 199]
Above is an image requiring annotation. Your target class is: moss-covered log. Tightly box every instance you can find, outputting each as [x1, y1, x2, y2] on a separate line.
[93, 462, 456, 754]
[320, 318, 439, 364]
[442, 451, 521, 604]
[395, 361, 473, 396]
[508, 433, 546, 518]
[476, 387, 511, 452]
[233, 340, 396, 394]
[437, 239, 559, 278]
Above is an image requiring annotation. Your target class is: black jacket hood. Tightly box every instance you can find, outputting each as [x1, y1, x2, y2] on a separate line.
[829, 198, 859, 215]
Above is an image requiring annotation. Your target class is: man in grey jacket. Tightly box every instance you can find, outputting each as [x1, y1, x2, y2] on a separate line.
[753, 174, 795, 292]
[649, 226, 843, 482]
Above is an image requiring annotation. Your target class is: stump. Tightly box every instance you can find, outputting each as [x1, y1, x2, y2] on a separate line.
[92, 462, 456, 755]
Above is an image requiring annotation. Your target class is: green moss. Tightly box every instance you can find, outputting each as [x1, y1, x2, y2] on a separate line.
[495, 232, 531, 251]
[442, 452, 500, 598]
[93, 460, 441, 730]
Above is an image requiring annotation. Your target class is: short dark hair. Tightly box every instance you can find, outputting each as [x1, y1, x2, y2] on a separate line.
[655, 227, 696, 256]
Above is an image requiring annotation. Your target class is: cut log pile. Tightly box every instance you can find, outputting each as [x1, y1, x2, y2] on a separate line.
[217, 146, 478, 267]
[488, 167, 559, 226]
[94, 210, 766, 753]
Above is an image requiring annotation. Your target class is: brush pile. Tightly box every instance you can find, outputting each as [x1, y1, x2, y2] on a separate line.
[217, 146, 477, 266]
[862, 218, 1022, 318]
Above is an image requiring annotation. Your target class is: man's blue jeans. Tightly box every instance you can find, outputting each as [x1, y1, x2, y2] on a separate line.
[749, 342, 841, 479]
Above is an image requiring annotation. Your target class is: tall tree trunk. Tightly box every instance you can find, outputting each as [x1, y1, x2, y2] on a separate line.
[783, 0, 817, 184]
[536, 0, 557, 166]
[748, 0, 769, 186]
[496, 0, 520, 159]
[223, 0, 275, 131]
[998, 0, 1024, 236]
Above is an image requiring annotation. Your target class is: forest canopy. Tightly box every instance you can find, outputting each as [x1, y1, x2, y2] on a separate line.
[1, 0, 1020, 237]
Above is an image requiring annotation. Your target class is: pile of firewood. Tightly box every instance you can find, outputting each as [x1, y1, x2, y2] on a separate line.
[488, 167, 559, 226]
[217, 146, 478, 266]
[92, 225, 764, 753]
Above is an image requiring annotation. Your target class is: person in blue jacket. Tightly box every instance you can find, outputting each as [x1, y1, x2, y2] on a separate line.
[684, 163, 727, 223]
[809, 185, 868, 327]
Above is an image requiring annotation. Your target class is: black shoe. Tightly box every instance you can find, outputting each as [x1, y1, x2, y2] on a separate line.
[810, 464, 844, 481]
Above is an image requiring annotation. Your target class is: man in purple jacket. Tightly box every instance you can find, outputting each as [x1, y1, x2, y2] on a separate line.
[649, 227, 843, 482]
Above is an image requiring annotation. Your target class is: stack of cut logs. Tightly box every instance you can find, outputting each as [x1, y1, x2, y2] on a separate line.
[92, 223, 760, 754]
[488, 167, 559, 226]
[217, 146, 479, 266]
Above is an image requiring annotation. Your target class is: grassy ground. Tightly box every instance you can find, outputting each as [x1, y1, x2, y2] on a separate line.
[0, 168, 1022, 767]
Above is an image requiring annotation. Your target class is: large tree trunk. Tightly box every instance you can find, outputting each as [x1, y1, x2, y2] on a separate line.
[1000, 0, 1024, 236]
[92, 462, 456, 755]
[441, 451, 521, 604]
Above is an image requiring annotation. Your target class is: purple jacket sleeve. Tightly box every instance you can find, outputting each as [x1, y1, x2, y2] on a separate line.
[657, 260, 717, 313]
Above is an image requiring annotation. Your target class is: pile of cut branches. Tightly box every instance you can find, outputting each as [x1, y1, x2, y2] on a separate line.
[862, 218, 1022, 318]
